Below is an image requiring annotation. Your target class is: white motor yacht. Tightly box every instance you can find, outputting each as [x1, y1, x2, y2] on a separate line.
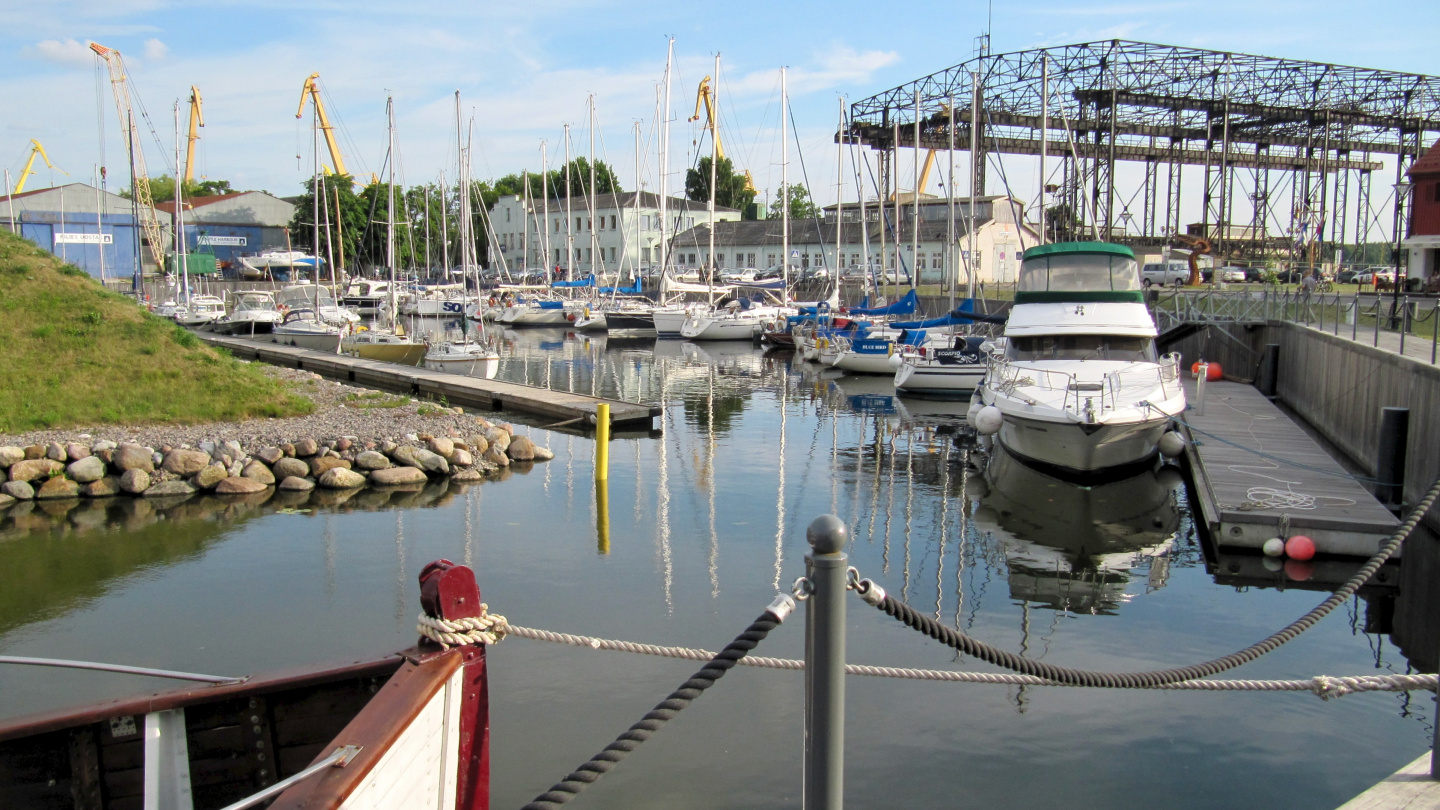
[973, 242, 1186, 473]
[893, 335, 989, 397]
[272, 308, 344, 352]
[341, 278, 393, 314]
[212, 290, 283, 335]
[276, 284, 359, 326]
[171, 294, 227, 327]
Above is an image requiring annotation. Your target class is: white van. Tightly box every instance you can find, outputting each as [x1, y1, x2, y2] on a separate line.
[1141, 261, 1189, 287]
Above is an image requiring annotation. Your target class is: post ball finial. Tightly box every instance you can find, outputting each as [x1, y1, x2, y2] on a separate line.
[807, 514, 848, 554]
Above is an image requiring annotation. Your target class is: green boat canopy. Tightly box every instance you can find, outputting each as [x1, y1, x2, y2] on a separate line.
[1022, 241, 1135, 261]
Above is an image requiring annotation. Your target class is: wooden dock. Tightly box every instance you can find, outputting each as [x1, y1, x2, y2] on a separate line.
[1338, 752, 1440, 809]
[200, 334, 660, 430]
[1180, 378, 1399, 557]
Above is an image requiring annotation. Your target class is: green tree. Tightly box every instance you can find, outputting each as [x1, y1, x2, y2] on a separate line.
[122, 174, 234, 203]
[546, 157, 621, 198]
[684, 156, 757, 215]
[769, 183, 819, 220]
[286, 175, 369, 272]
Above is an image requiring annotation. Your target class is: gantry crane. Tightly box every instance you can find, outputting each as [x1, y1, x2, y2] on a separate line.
[689, 75, 756, 193]
[183, 86, 203, 183]
[89, 41, 166, 272]
[297, 73, 348, 177]
[13, 140, 67, 194]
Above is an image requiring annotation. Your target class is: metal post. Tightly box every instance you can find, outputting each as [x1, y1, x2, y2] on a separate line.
[1352, 295, 1359, 342]
[1400, 295, 1408, 355]
[1431, 301, 1437, 365]
[1195, 362, 1208, 416]
[594, 402, 609, 480]
[1374, 294, 1381, 347]
[804, 514, 848, 810]
[1377, 407, 1408, 513]
[1256, 344, 1279, 399]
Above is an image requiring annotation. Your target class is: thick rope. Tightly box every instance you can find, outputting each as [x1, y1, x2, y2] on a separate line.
[521, 602, 789, 810]
[415, 607, 509, 649]
[866, 470, 1440, 689]
[506, 626, 1436, 697]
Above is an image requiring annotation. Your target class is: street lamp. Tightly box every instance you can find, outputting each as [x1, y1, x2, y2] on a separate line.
[1392, 181, 1414, 327]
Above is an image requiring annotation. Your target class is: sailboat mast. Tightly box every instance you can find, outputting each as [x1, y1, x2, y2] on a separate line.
[659, 38, 673, 272]
[633, 120, 641, 281]
[454, 90, 464, 283]
[439, 172, 449, 277]
[564, 123, 573, 281]
[589, 94, 598, 284]
[521, 170, 529, 271]
[173, 101, 189, 305]
[912, 90, 920, 292]
[541, 142, 550, 278]
[386, 96, 397, 324]
[969, 70, 979, 299]
[836, 96, 844, 285]
[947, 94, 956, 311]
[858, 137, 869, 289]
[706, 53, 719, 305]
[1039, 53, 1049, 247]
[780, 65, 788, 299]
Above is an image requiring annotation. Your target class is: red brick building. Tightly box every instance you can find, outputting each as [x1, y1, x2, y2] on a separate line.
[1404, 139, 1440, 284]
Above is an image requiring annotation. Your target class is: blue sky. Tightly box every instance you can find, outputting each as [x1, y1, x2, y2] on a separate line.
[3, 0, 1437, 215]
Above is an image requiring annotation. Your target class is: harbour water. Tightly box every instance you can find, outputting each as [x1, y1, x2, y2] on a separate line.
[0, 325, 1433, 808]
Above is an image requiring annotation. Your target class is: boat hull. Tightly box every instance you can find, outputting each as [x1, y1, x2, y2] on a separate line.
[651, 310, 689, 339]
[832, 350, 897, 375]
[680, 316, 766, 341]
[893, 360, 985, 396]
[272, 331, 342, 352]
[994, 414, 1170, 473]
[605, 312, 656, 336]
[343, 342, 427, 365]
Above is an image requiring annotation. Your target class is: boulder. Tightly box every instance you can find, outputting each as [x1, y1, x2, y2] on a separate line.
[467, 435, 489, 456]
[152, 451, 164, 467]
[256, 446, 284, 465]
[413, 448, 449, 475]
[199, 440, 217, 456]
[451, 468, 485, 482]
[119, 468, 152, 495]
[82, 476, 122, 498]
[91, 439, 118, 453]
[242, 461, 276, 485]
[354, 451, 391, 470]
[215, 476, 268, 495]
[427, 437, 455, 460]
[483, 428, 510, 452]
[222, 440, 244, 460]
[335, 438, 352, 452]
[0, 447, 24, 468]
[507, 436, 537, 461]
[278, 476, 315, 492]
[272, 457, 310, 480]
[294, 438, 319, 457]
[10, 459, 64, 483]
[531, 445, 555, 461]
[0, 493, 14, 509]
[451, 448, 474, 468]
[390, 445, 424, 469]
[368, 466, 428, 486]
[66, 455, 107, 483]
[95, 448, 114, 465]
[23, 444, 44, 460]
[113, 443, 155, 472]
[318, 467, 367, 489]
[309, 456, 352, 477]
[143, 479, 195, 498]
[227, 461, 245, 478]
[281, 442, 296, 457]
[46, 442, 66, 461]
[482, 446, 510, 468]
[193, 463, 229, 490]
[162, 448, 213, 476]
[66, 443, 91, 462]
[2, 480, 35, 500]
[36, 477, 80, 500]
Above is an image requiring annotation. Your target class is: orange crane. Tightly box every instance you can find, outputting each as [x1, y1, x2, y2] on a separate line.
[689, 76, 756, 193]
[89, 41, 166, 272]
[297, 73, 348, 177]
[183, 86, 203, 183]
[13, 140, 66, 194]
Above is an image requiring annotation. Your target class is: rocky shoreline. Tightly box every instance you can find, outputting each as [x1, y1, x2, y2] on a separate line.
[0, 367, 555, 508]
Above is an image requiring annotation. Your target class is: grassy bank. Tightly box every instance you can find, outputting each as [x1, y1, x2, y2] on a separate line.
[0, 230, 312, 432]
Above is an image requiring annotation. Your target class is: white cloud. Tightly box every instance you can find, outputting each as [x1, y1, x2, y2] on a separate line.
[26, 38, 93, 67]
[143, 38, 168, 60]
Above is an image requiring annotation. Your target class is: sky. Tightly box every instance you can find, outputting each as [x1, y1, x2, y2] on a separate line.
[3, 0, 1438, 227]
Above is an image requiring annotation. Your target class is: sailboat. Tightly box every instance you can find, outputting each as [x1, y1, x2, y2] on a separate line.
[341, 96, 425, 365]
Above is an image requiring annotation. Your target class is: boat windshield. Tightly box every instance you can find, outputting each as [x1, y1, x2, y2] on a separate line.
[234, 294, 273, 312]
[278, 286, 338, 308]
[1006, 335, 1157, 362]
[1018, 254, 1141, 292]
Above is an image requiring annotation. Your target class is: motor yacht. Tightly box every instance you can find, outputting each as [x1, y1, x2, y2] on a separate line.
[211, 290, 283, 335]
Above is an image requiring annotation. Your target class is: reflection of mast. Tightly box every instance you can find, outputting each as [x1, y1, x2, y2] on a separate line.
[395, 512, 406, 623]
[707, 372, 719, 598]
[880, 420, 894, 575]
[829, 410, 839, 516]
[657, 362, 673, 612]
[324, 514, 336, 597]
[463, 486, 475, 567]
[935, 442, 951, 620]
[902, 435, 914, 602]
[773, 378, 788, 591]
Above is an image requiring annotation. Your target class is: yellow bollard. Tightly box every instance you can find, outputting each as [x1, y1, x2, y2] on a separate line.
[595, 403, 610, 481]
[595, 477, 610, 554]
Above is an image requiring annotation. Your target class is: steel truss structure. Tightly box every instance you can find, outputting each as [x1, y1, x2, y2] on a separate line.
[847, 40, 1440, 263]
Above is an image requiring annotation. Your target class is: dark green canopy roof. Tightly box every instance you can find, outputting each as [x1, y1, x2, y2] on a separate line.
[1022, 241, 1135, 261]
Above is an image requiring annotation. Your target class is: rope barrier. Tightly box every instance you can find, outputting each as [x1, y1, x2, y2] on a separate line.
[855, 469, 1440, 689]
[520, 595, 795, 809]
[505, 625, 1437, 697]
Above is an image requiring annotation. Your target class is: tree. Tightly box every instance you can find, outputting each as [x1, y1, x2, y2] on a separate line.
[684, 156, 757, 215]
[769, 183, 819, 221]
[546, 157, 621, 198]
[285, 175, 368, 271]
[121, 174, 234, 203]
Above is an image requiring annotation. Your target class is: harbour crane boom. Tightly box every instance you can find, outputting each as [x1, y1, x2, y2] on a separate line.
[688, 75, 756, 194]
[14, 140, 66, 194]
[89, 41, 166, 272]
[297, 73, 348, 177]
[183, 86, 204, 183]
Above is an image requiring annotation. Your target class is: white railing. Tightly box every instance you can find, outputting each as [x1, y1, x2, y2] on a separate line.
[989, 353, 1181, 417]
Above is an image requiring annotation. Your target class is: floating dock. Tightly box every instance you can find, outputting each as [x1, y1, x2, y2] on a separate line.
[199, 334, 660, 430]
[1337, 752, 1440, 809]
[1180, 378, 1398, 557]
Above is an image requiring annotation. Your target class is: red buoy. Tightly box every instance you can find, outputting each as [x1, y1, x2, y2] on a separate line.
[1285, 535, 1316, 561]
[1190, 361, 1223, 381]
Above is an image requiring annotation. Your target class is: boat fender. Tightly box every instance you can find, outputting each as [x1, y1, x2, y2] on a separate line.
[1157, 431, 1186, 458]
[567, 311, 578, 322]
[974, 406, 1003, 436]
[887, 352, 905, 369]
[965, 397, 984, 427]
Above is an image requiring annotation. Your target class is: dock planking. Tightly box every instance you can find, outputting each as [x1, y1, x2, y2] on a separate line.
[1180, 378, 1398, 557]
[1337, 752, 1440, 809]
[199, 334, 660, 430]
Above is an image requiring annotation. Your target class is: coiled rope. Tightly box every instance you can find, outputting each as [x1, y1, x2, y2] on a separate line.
[862, 470, 1440, 689]
[521, 596, 793, 809]
[505, 625, 1436, 698]
[415, 607, 509, 649]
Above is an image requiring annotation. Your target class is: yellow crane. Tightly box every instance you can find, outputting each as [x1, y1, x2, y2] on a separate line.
[13, 140, 67, 194]
[183, 86, 203, 183]
[297, 73, 347, 177]
[689, 75, 756, 193]
[89, 41, 166, 272]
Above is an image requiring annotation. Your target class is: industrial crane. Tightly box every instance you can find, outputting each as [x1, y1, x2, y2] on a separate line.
[297, 73, 348, 177]
[89, 41, 166, 272]
[689, 75, 756, 193]
[12, 140, 66, 194]
[183, 86, 203, 183]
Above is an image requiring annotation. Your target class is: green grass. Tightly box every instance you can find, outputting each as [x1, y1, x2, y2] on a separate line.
[0, 230, 314, 432]
[343, 391, 410, 409]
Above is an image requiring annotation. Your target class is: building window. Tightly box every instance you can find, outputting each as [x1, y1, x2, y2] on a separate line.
[585, 248, 592, 264]
[767, 253, 776, 266]
[505, 208, 511, 222]
[609, 247, 616, 262]
[688, 253, 697, 266]
[554, 218, 560, 233]
[686, 217, 695, 230]
[610, 215, 617, 230]
[553, 248, 560, 264]
[747, 253, 756, 266]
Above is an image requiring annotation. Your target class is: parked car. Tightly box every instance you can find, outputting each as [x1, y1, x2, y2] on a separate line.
[1216, 266, 1248, 283]
[1141, 261, 1189, 287]
[1336, 267, 1364, 284]
[720, 267, 764, 284]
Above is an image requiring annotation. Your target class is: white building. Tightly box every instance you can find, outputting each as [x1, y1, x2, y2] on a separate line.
[669, 195, 1040, 283]
[488, 191, 741, 277]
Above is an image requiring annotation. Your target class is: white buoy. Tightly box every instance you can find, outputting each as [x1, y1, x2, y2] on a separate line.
[966, 398, 983, 427]
[975, 406, 1003, 436]
[1158, 431, 1186, 458]
[1262, 537, 1286, 557]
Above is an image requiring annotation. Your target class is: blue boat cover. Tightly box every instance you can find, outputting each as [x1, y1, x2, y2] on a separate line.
[890, 299, 984, 329]
[537, 300, 566, 310]
[848, 289, 918, 317]
[598, 278, 644, 295]
[851, 337, 893, 354]
[551, 274, 596, 288]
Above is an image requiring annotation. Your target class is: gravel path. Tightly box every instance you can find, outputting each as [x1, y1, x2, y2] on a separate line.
[0, 365, 498, 450]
